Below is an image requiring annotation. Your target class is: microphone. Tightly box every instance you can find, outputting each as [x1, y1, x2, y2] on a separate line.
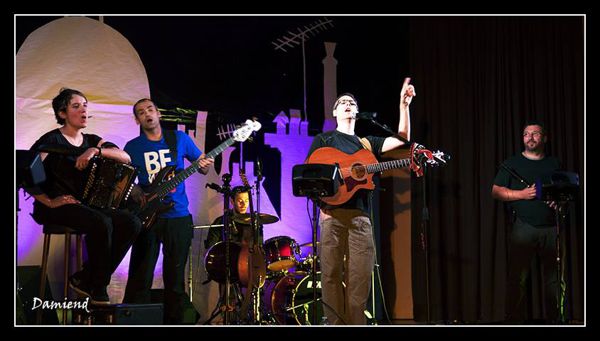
[356, 112, 378, 120]
[255, 157, 263, 181]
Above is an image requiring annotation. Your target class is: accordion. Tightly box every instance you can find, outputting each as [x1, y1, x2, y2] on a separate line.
[81, 157, 136, 209]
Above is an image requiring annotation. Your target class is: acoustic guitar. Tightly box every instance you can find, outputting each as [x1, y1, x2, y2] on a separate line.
[305, 146, 447, 205]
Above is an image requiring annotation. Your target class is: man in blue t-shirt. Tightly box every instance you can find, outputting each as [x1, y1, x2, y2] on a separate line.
[123, 98, 214, 324]
[492, 121, 561, 323]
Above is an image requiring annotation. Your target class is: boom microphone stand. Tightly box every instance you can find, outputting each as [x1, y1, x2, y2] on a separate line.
[418, 160, 431, 323]
[205, 173, 237, 324]
[361, 115, 435, 322]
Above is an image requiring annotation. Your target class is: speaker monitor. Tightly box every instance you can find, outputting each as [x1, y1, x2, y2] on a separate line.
[16, 150, 46, 188]
[72, 303, 164, 325]
[292, 163, 340, 197]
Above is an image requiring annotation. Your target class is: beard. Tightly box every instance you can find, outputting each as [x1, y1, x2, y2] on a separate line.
[525, 140, 544, 153]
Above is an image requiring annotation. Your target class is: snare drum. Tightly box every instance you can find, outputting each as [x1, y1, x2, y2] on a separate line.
[263, 236, 300, 272]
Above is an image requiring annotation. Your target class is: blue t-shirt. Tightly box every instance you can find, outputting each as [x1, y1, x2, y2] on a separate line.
[125, 130, 202, 218]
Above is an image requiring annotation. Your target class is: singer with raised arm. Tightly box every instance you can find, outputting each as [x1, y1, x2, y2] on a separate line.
[491, 121, 561, 324]
[26, 88, 141, 306]
[122, 98, 214, 324]
[304, 78, 415, 325]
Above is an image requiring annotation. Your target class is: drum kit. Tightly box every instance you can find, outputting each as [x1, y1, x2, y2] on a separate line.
[202, 213, 322, 325]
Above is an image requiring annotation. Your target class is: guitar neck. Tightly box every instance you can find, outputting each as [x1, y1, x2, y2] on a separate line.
[155, 137, 236, 197]
[365, 158, 411, 174]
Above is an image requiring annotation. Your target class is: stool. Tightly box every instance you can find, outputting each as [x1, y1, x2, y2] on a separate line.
[36, 224, 84, 325]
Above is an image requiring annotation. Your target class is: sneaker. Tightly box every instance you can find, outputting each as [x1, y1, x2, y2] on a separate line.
[90, 286, 111, 305]
[69, 272, 91, 298]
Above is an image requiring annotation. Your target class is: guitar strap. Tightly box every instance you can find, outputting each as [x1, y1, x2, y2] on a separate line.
[359, 137, 373, 152]
[164, 130, 178, 162]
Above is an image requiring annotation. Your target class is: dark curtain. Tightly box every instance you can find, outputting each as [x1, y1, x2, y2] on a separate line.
[408, 16, 584, 323]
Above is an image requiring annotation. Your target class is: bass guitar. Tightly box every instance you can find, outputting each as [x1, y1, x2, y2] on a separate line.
[137, 119, 262, 230]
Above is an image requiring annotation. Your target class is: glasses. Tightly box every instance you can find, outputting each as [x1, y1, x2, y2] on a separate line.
[523, 131, 542, 138]
[336, 99, 357, 107]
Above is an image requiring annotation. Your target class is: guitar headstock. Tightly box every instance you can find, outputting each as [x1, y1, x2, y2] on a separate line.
[233, 119, 262, 143]
[410, 143, 450, 176]
[430, 150, 450, 166]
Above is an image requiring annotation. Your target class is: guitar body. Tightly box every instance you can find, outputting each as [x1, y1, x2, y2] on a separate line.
[306, 147, 378, 206]
[238, 243, 267, 288]
[137, 166, 176, 229]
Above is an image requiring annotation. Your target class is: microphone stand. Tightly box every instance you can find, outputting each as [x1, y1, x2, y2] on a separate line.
[308, 193, 320, 325]
[253, 158, 264, 323]
[240, 167, 262, 324]
[255, 158, 263, 245]
[364, 116, 432, 323]
[555, 201, 567, 323]
[419, 162, 431, 323]
[205, 174, 235, 324]
[365, 118, 411, 145]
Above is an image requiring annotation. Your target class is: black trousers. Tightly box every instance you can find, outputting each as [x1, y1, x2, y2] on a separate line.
[123, 215, 193, 324]
[32, 202, 142, 288]
[506, 218, 558, 323]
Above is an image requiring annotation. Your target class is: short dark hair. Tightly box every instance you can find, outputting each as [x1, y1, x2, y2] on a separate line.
[231, 186, 249, 196]
[133, 98, 155, 117]
[333, 92, 359, 111]
[523, 120, 546, 135]
[52, 88, 87, 125]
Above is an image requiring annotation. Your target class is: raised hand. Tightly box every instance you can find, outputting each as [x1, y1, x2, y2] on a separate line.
[400, 77, 416, 107]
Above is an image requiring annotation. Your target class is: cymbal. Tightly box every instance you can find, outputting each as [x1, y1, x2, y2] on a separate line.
[233, 213, 279, 225]
[299, 241, 320, 248]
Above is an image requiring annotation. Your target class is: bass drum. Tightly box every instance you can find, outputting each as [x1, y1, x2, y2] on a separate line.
[263, 272, 323, 325]
[204, 241, 266, 288]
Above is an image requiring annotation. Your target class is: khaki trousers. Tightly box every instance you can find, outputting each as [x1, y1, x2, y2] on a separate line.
[319, 208, 374, 325]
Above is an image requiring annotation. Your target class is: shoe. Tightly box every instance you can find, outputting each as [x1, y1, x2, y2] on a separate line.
[69, 272, 91, 298]
[90, 286, 111, 305]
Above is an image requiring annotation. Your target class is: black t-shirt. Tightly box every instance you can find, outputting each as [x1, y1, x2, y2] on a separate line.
[306, 130, 386, 213]
[205, 211, 252, 249]
[493, 153, 561, 227]
[29, 128, 103, 199]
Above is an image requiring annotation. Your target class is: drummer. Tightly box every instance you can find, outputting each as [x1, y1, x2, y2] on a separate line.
[205, 186, 252, 249]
